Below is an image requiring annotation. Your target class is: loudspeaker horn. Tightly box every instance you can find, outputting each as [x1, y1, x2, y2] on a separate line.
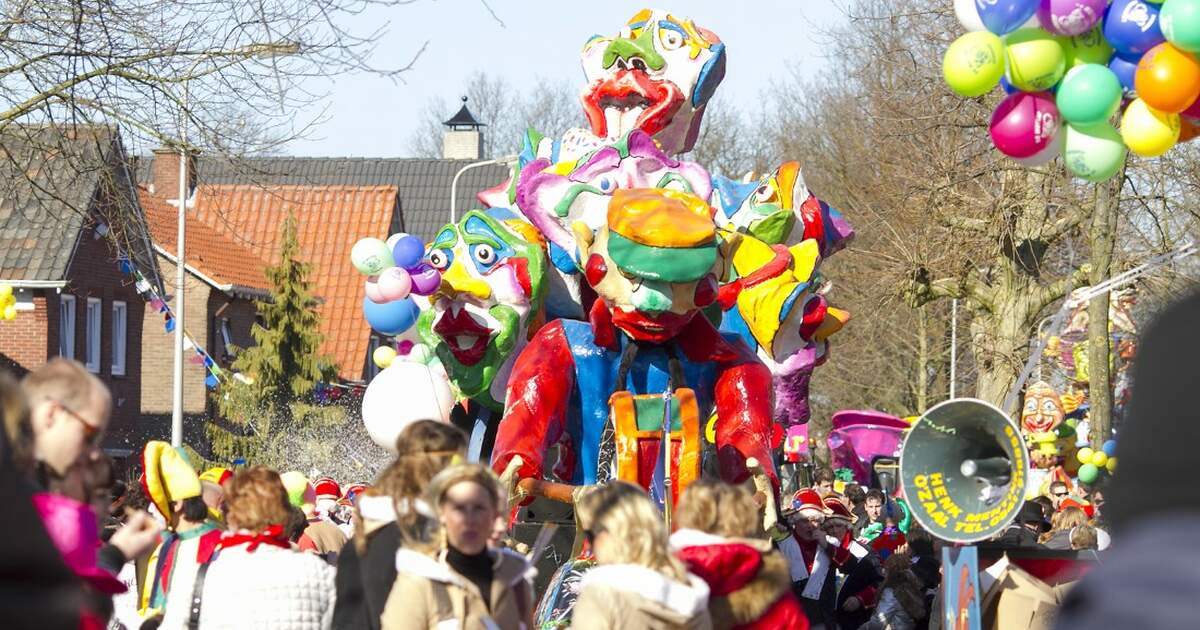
[899, 398, 1029, 543]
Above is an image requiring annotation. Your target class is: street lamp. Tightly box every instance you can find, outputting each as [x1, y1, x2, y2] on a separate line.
[449, 155, 519, 223]
[171, 42, 301, 447]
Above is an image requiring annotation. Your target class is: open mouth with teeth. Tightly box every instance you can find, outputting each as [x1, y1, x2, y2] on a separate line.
[582, 69, 684, 141]
[433, 304, 493, 366]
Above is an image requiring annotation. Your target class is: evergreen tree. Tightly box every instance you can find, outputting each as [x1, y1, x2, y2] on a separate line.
[209, 213, 340, 467]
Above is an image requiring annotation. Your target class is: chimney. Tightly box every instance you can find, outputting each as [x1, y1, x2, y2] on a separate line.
[442, 96, 485, 160]
[150, 147, 197, 200]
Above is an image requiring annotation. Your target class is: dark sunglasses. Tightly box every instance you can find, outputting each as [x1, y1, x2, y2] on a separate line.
[1053, 492, 1068, 498]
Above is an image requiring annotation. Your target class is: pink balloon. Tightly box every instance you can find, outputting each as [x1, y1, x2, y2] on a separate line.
[377, 267, 412, 302]
[990, 91, 1060, 159]
[364, 275, 388, 303]
[396, 340, 414, 355]
[409, 264, 441, 297]
[1036, 0, 1107, 36]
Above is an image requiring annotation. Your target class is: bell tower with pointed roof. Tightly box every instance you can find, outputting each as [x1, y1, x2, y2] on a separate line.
[442, 96, 485, 160]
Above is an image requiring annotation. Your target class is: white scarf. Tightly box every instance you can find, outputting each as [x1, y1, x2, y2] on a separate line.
[777, 535, 832, 600]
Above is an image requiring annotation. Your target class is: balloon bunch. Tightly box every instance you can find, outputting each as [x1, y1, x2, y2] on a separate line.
[945, 0, 1200, 182]
[0, 285, 16, 321]
[351, 233, 440, 336]
[1075, 439, 1118, 483]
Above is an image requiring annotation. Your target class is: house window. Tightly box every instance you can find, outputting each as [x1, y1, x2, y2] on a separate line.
[59, 295, 76, 359]
[85, 298, 102, 373]
[112, 301, 127, 376]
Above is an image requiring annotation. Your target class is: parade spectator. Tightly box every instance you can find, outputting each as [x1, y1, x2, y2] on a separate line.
[333, 420, 466, 630]
[864, 489, 885, 527]
[823, 496, 882, 630]
[814, 468, 836, 497]
[1070, 525, 1099, 551]
[1056, 290, 1200, 629]
[670, 479, 807, 630]
[181, 466, 336, 629]
[1048, 480, 1069, 510]
[859, 552, 926, 630]
[1040, 506, 1089, 550]
[381, 463, 532, 630]
[846, 483, 867, 521]
[984, 502, 1046, 549]
[571, 481, 711, 630]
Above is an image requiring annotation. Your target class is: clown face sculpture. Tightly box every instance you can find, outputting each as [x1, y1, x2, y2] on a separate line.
[415, 210, 546, 409]
[1022, 381, 1065, 435]
[578, 8, 726, 156]
[579, 188, 724, 344]
[713, 161, 854, 256]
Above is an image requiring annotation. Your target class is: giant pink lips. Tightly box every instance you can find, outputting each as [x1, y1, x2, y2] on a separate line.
[582, 68, 684, 140]
[434, 305, 492, 366]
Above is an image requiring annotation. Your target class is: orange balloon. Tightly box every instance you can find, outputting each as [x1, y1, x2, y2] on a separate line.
[1136, 43, 1200, 114]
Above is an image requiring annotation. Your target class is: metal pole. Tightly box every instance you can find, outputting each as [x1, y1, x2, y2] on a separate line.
[449, 155, 519, 223]
[949, 298, 958, 399]
[171, 77, 190, 447]
[662, 389, 672, 530]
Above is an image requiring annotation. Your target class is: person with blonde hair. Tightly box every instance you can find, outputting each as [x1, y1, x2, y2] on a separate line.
[1040, 506, 1089, 549]
[1069, 525, 1099, 551]
[164, 466, 336, 629]
[670, 479, 807, 629]
[571, 481, 712, 630]
[334, 420, 467, 630]
[380, 463, 533, 630]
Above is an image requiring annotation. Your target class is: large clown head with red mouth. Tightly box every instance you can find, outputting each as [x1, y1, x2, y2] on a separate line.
[415, 210, 546, 410]
[579, 8, 726, 156]
[580, 188, 725, 344]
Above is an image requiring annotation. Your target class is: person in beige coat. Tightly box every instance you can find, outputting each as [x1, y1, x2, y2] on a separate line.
[380, 463, 534, 630]
[570, 481, 712, 630]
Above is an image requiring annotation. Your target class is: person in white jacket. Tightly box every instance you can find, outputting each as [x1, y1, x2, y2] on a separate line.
[160, 466, 336, 630]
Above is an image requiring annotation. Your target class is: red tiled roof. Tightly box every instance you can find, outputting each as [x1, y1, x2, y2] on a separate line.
[189, 185, 398, 382]
[139, 186, 270, 292]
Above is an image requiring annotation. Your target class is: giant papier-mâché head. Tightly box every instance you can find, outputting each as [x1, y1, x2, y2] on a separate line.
[579, 8, 726, 156]
[416, 209, 546, 409]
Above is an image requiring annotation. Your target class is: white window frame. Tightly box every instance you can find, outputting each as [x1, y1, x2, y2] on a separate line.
[111, 301, 127, 376]
[85, 297, 102, 373]
[59, 295, 76, 359]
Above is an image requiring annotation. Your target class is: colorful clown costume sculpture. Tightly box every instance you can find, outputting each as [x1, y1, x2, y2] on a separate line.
[491, 189, 778, 499]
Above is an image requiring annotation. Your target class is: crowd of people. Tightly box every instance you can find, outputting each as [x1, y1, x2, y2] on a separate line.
[0, 356, 1112, 630]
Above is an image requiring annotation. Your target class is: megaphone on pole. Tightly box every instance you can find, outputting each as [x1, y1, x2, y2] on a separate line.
[899, 398, 1029, 543]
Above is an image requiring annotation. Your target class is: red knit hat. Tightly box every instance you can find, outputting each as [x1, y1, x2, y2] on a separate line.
[1059, 497, 1096, 518]
[314, 477, 341, 501]
[823, 497, 854, 522]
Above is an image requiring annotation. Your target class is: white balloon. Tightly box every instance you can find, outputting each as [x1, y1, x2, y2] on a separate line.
[361, 361, 455, 453]
[1014, 132, 1063, 167]
[954, 0, 986, 32]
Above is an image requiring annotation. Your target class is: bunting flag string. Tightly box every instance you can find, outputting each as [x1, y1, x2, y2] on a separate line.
[116, 254, 227, 390]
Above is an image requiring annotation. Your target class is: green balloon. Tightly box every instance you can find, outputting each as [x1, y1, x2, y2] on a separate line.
[944, 31, 1006, 98]
[1063, 122, 1126, 182]
[1163, 0, 1200, 54]
[1005, 28, 1067, 92]
[1057, 64, 1122, 125]
[1077, 463, 1100, 485]
[1063, 26, 1114, 68]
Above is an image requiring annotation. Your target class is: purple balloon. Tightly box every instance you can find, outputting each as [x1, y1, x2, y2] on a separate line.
[409, 264, 442, 296]
[1037, 0, 1108, 36]
[990, 91, 1061, 159]
[1103, 0, 1164, 58]
[977, 0, 1039, 35]
[1108, 53, 1140, 99]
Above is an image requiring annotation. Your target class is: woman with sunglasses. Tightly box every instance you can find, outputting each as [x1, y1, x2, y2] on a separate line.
[571, 481, 713, 630]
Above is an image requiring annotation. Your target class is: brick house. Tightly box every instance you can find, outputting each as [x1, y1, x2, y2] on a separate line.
[135, 165, 271, 446]
[0, 125, 162, 456]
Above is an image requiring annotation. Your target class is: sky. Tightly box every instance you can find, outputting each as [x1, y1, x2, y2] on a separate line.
[286, 1, 846, 157]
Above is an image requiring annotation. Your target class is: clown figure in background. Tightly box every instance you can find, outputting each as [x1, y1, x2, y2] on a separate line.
[1022, 381, 1078, 471]
[416, 209, 547, 457]
[570, 8, 726, 158]
[491, 188, 778, 502]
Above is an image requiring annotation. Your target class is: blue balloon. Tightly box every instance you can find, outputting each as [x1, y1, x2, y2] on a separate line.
[392, 234, 426, 271]
[976, 0, 1038, 35]
[362, 296, 419, 335]
[1103, 0, 1165, 58]
[1102, 439, 1118, 456]
[1000, 75, 1018, 94]
[1108, 52, 1140, 98]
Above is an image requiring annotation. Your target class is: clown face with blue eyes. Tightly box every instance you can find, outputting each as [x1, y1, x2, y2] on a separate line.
[576, 8, 726, 156]
[414, 210, 546, 410]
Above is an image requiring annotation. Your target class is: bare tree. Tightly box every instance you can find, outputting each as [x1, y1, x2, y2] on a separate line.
[406, 71, 581, 159]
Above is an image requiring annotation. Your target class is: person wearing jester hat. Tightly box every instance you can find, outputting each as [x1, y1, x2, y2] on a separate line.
[777, 489, 878, 630]
[137, 441, 223, 620]
[491, 188, 778, 497]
